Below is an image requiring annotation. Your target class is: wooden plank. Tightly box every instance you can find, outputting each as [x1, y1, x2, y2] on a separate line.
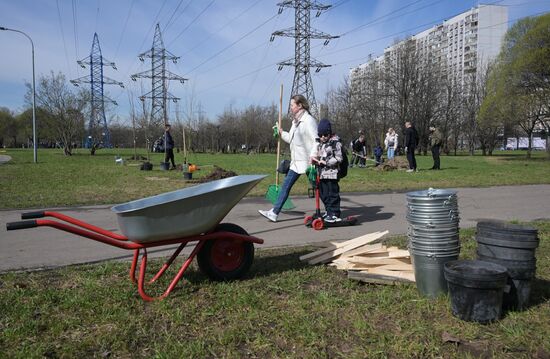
[310, 240, 347, 248]
[348, 271, 415, 285]
[307, 231, 389, 265]
[338, 243, 384, 258]
[373, 263, 414, 271]
[347, 257, 411, 266]
[299, 231, 386, 262]
[387, 250, 411, 259]
[365, 268, 416, 282]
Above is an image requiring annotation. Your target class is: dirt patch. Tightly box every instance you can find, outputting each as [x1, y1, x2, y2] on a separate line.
[195, 166, 238, 183]
[373, 157, 410, 171]
[145, 176, 169, 181]
[126, 155, 148, 161]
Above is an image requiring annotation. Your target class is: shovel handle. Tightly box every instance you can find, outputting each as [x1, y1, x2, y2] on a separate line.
[276, 84, 283, 185]
[6, 220, 38, 231]
[21, 211, 46, 219]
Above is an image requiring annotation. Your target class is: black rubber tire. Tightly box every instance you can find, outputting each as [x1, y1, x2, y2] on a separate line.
[197, 223, 255, 281]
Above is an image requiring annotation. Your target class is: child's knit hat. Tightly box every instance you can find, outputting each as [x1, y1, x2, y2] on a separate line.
[318, 119, 332, 136]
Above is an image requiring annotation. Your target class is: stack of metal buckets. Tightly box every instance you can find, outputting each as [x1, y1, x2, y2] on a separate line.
[407, 188, 460, 297]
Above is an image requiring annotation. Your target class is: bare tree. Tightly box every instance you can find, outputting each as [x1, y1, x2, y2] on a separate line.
[26, 71, 86, 155]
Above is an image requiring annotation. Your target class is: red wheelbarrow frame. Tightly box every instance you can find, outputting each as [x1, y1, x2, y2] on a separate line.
[6, 211, 263, 301]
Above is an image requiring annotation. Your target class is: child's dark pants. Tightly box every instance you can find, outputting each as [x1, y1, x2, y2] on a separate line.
[319, 179, 341, 217]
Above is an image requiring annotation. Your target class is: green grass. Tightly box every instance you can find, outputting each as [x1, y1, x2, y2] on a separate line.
[0, 147, 549, 209]
[1, 221, 549, 358]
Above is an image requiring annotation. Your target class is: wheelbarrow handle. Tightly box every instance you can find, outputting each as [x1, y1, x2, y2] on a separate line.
[6, 220, 38, 231]
[21, 211, 45, 219]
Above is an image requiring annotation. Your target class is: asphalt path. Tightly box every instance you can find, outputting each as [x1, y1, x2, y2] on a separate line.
[1, 184, 549, 272]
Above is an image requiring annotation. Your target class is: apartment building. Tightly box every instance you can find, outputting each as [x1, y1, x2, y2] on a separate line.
[350, 4, 508, 86]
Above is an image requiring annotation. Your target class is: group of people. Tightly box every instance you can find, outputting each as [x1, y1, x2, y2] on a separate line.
[258, 94, 444, 225]
[259, 95, 344, 224]
[259, 95, 444, 223]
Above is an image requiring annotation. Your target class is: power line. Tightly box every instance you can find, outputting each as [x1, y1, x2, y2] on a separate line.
[184, 13, 279, 76]
[114, 0, 135, 61]
[163, 0, 194, 34]
[163, 0, 189, 33]
[71, 0, 79, 65]
[181, 0, 265, 57]
[56, 0, 73, 79]
[340, 0, 437, 37]
[167, 0, 216, 46]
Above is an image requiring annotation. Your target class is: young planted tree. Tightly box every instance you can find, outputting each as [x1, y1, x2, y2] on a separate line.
[26, 72, 86, 155]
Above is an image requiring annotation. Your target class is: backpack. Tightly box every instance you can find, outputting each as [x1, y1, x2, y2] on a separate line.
[327, 139, 348, 179]
[339, 142, 349, 179]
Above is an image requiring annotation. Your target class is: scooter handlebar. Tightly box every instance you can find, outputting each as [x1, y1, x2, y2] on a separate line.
[6, 220, 38, 231]
[21, 211, 45, 219]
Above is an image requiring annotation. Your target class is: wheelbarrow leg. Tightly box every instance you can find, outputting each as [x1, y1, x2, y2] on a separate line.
[149, 242, 188, 283]
[130, 249, 140, 283]
[137, 241, 206, 301]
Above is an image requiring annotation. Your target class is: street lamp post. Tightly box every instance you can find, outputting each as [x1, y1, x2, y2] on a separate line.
[1, 26, 37, 163]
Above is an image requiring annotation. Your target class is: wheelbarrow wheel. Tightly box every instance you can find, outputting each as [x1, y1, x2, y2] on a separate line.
[197, 223, 254, 281]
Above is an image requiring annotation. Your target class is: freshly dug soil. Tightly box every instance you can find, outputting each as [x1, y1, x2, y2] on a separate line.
[195, 166, 238, 183]
[374, 157, 410, 171]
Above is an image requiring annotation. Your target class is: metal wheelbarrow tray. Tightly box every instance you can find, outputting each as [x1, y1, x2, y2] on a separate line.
[6, 175, 266, 301]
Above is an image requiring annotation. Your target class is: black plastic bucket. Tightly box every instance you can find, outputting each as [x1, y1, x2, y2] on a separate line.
[475, 220, 539, 311]
[159, 162, 170, 171]
[444, 260, 508, 323]
[477, 254, 537, 311]
[476, 236, 538, 261]
[477, 220, 538, 236]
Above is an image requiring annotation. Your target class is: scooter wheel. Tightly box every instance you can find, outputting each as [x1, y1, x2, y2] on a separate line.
[312, 218, 324, 230]
[304, 215, 313, 225]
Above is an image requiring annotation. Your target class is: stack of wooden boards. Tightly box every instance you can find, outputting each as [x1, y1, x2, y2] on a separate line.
[299, 230, 415, 285]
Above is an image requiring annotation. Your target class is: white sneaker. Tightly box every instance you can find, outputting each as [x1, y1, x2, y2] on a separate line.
[324, 215, 342, 223]
[406, 169, 414, 173]
[259, 209, 278, 222]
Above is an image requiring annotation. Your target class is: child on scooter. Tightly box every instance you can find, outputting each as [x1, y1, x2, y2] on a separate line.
[313, 119, 343, 223]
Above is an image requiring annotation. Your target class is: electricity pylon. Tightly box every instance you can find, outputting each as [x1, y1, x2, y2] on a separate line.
[71, 33, 123, 149]
[131, 24, 187, 128]
[271, 0, 338, 115]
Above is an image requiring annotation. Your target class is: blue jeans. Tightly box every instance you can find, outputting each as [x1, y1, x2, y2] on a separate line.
[387, 147, 395, 159]
[273, 169, 300, 214]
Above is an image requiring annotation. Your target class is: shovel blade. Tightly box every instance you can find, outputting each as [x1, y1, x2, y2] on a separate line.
[265, 184, 295, 210]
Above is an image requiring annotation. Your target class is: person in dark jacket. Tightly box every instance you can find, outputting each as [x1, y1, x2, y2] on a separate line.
[429, 126, 443, 170]
[163, 123, 176, 169]
[373, 142, 383, 167]
[404, 121, 419, 172]
[350, 133, 366, 168]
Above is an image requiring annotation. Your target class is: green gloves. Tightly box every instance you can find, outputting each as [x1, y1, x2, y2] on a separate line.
[306, 165, 317, 183]
[272, 123, 279, 138]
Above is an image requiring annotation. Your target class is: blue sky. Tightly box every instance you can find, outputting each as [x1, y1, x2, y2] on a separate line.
[1, 0, 549, 123]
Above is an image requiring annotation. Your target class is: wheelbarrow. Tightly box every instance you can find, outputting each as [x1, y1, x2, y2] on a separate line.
[6, 175, 267, 301]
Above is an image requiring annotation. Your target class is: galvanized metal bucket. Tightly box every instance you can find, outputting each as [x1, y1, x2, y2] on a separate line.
[407, 188, 460, 298]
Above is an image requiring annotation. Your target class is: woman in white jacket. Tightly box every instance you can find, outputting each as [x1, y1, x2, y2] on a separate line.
[259, 95, 318, 222]
[384, 127, 398, 160]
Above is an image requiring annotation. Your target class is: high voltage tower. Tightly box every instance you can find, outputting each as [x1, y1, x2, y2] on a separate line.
[71, 33, 124, 149]
[131, 24, 187, 127]
[271, 0, 338, 115]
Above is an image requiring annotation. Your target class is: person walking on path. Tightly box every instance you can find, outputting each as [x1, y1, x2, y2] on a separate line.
[163, 124, 176, 170]
[350, 132, 367, 168]
[313, 119, 343, 222]
[429, 126, 442, 170]
[259, 94, 318, 222]
[404, 121, 419, 172]
[384, 127, 398, 160]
